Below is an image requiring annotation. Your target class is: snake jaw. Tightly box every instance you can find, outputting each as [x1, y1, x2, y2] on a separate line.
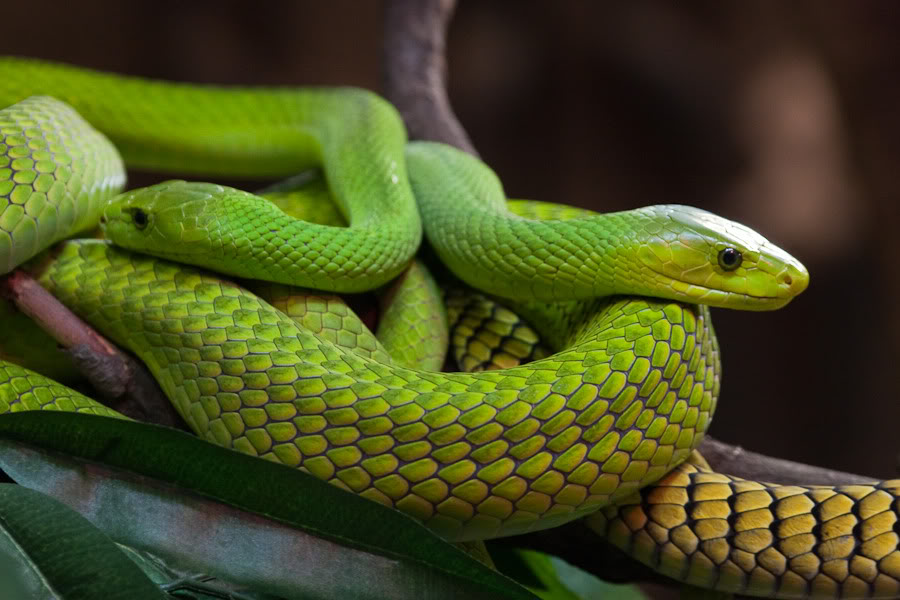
[640, 255, 809, 310]
[660, 277, 796, 310]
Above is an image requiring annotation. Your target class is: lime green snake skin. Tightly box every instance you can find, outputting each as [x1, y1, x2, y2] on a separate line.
[0, 59, 421, 292]
[2, 58, 899, 599]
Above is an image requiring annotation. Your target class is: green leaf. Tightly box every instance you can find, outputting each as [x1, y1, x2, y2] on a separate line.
[0, 483, 164, 600]
[494, 548, 649, 600]
[678, 584, 733, 600]
[118, 544, 292, 599]
[543, 553, 649, 600]
[0, 411, 535, 600]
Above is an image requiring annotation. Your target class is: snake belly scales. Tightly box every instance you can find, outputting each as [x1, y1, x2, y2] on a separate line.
[0, 58, 898, 600]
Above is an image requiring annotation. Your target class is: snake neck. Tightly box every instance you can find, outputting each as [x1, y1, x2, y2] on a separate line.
[407, 140, 654, 302]
[102, 181, 421, 293]
[407, 141, 808, 308]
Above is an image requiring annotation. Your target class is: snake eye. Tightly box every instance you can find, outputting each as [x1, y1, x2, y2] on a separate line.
[717, 247, 742, 271]
[132, 208, 149, 229]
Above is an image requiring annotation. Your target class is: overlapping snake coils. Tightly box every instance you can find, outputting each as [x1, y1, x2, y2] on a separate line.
[0, 58, 421, 293]
[445, 287, 552, 372]
[589, 462, 900, 599]
[34, 239, 719, 542]
[374, 260, 449, 372]
[0, 96, 123, 273]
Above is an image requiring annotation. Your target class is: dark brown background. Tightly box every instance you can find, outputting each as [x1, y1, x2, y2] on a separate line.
[3, 1, 899, 478]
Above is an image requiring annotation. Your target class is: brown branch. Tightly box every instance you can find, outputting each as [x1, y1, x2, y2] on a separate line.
[0, 269, 185, 429]
[698, 436, 877, 485]
[382, 0, 477, 154]
[1, 271, 118, 359]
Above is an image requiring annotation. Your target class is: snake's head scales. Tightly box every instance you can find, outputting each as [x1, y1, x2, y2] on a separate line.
[101, 180, 237, 261]
[629, 205, 809, 310]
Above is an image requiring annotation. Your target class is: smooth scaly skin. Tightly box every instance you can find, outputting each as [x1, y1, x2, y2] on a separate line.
[249, 282, 394, 366]
[32, 239, 720, 543]
[448, 291, 900, 599]
[101, 179, 418, 292]
[0, 359, 124, 419]
[4, 60, 889, 598]
[444, 201, 593, 372]
[0, 57, 421, 292]
[0, 95, 124, 273]
[589, 464, 900, 599]
[376, 260, 449, 371]
[407, 143, 808, 308]
[255, 175, 449, 371]
[0, 95, 122, 380]
[446, 290, 900, 599]
[451, 200, 900, 597]
[445, 287, 550, 372]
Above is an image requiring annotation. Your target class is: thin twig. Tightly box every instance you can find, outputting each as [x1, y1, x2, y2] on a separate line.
[0, 269, 185, 429]
[698, 437, 877, 485]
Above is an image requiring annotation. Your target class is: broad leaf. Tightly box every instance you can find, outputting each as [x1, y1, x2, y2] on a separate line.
[0, 483, 164, 600]
[0, 411, 536, 600]
[118, 543, 284, 599]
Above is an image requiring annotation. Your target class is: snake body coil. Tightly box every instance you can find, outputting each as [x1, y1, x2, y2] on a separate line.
[0, 57, 421, 292]
[2, 58, 896, 599]
[33, 238, 719, 542]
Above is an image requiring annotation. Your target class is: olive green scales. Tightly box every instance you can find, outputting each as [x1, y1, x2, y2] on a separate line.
[2, 58, 899, 599]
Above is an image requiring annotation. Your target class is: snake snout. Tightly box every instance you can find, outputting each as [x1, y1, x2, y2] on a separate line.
[778, 265, 809, 298]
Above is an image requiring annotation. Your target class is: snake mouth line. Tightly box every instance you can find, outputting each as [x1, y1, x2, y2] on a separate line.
[645, 269, 788, 310]
[690, 285, 789, 310]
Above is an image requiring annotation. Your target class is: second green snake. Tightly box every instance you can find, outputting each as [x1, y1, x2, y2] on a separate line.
[2, 58, 897, 599]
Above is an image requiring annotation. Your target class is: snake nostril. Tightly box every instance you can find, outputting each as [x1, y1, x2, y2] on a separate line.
[782, 274, 793, 287]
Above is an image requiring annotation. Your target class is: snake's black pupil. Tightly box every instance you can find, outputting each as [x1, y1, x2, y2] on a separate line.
[133, 209, 148, 228]
[718, 247, 742, 271]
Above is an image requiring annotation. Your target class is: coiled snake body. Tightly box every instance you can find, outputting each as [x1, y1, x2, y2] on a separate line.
[1, 58, 898, 599]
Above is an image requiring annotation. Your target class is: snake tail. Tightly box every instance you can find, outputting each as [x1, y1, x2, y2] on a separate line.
[587, 462, 900, 599]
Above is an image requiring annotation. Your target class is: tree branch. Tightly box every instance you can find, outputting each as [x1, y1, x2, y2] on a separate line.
[0, 269, 185, 429]
[698, 436, 877, 485]
[382, 0, 477, 155]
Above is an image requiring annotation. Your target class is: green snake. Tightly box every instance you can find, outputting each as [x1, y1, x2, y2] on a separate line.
[1, 58, 898, 600]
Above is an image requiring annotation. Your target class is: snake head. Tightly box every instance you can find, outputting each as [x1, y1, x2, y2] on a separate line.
[629, 205, 809, 310]
[100, 180, 235, 259]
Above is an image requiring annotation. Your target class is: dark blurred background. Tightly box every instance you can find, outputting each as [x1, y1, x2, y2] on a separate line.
[3, 1, 899, 478]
